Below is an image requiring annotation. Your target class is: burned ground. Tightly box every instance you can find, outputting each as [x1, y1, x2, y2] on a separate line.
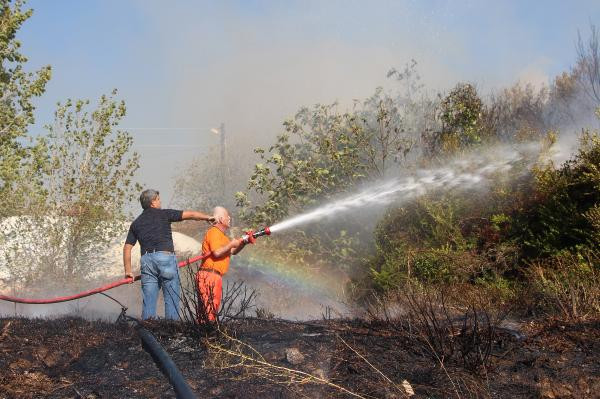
[0, 316, 599, 398]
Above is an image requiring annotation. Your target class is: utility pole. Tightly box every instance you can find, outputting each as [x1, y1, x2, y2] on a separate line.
[219, 123, 227, 202]
[210, 123, 229, 205]
[219, 122, 226, 171]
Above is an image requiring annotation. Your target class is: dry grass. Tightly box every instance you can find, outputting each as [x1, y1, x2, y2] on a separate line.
[526, 250, 600, 320]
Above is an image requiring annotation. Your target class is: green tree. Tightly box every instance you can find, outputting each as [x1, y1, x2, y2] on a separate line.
[43, 91, 141, 281]
[0, 0, 51, 215]
[424, 83, 483, 156]
[2, 91, 141, 286]
[236, 103, 372, 227]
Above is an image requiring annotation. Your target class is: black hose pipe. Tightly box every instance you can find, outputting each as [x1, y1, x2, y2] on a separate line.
[136, 326, 196, 399]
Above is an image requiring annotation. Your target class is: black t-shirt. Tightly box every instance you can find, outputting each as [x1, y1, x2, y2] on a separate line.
[125, 208, 183, 255]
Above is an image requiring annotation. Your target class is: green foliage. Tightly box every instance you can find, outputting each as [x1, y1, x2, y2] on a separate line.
[440, 83, 483, 143]
[423, 83, 483, 155]
[229, 30, 600, 319]
[473, 275, 517, 304]
[2, 92, 141, 285]
[42, 90, 141, 279]
[0, 0, 51, 215]
[375, 195, 473, 253]
[490, 213, 510, 231]
[369, 195, 471, 290]
[367, 162, 535, 291]
[45, 91, 140, 216]
[0, 2, 142, 286]
[236, 103, 372, 227]
[368, 131, 600, 312]
[370, 246, 463, 289]
[234, 62, 437, 276]
[516, 132, 600, 257]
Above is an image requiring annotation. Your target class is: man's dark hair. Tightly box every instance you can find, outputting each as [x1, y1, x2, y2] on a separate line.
[140, 189, 159, 209]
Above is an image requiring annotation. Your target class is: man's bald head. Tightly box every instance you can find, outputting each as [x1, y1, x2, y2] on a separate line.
[213, 206, 231, 228]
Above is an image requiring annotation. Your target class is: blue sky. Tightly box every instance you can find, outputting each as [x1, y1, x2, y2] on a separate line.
[19, 0, 600, 208]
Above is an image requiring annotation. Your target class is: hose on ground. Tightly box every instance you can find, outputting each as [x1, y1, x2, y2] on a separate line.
[0, 253, 209, 304]
[136, 324, 197, 399]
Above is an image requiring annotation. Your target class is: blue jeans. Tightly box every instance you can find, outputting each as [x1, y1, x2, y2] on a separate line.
[140, 252, 180, 320]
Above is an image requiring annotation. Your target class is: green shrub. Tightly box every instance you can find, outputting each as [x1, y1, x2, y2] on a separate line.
[369, 189, 510, 290]
[473, 275, 518, 305]
[515, 132, 600, 257]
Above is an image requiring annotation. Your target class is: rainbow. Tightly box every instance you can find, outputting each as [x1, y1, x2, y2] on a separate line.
[233, 249, 349, 305]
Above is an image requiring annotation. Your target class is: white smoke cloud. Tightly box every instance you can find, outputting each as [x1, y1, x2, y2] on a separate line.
[517, 59, 552, 91]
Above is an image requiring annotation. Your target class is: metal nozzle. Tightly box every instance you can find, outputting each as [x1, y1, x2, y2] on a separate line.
[252, 227, 271, 239]
[241, 227, 271, 244]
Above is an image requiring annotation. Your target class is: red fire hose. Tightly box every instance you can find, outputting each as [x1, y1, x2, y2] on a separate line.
[0, 253, 210, 305]
[0, 227, 270, 305]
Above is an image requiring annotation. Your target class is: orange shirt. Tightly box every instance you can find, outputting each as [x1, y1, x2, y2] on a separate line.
[201, 226, 231, 275]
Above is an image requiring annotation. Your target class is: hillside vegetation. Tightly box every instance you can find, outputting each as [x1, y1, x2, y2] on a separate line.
[231, 30, 600, 320]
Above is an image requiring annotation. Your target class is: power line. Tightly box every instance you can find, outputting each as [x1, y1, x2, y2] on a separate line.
[135, 144, 207, 148]
[123, 127, 210, 131]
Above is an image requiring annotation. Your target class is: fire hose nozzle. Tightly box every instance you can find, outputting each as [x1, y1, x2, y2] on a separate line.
[253, 227, 271, 238]
[241, 227, 271, 244]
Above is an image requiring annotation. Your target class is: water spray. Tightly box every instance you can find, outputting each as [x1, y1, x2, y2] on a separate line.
[260, 143, 541, 234]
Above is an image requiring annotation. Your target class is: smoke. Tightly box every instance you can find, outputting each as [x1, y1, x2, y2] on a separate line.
[122, 1, 529, 204]
[22, 1, 600, 206]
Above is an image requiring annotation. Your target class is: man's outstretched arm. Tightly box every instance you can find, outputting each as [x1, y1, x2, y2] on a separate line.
[212, 238, 244, 258]
[181, 210, 215, 223]
[231, 240, 247, 255]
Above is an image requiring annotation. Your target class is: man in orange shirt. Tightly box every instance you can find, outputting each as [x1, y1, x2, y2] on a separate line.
[197, 206, 250, 322]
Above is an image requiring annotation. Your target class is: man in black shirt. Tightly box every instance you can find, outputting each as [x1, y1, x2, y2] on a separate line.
[123, 189, 215, 320]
